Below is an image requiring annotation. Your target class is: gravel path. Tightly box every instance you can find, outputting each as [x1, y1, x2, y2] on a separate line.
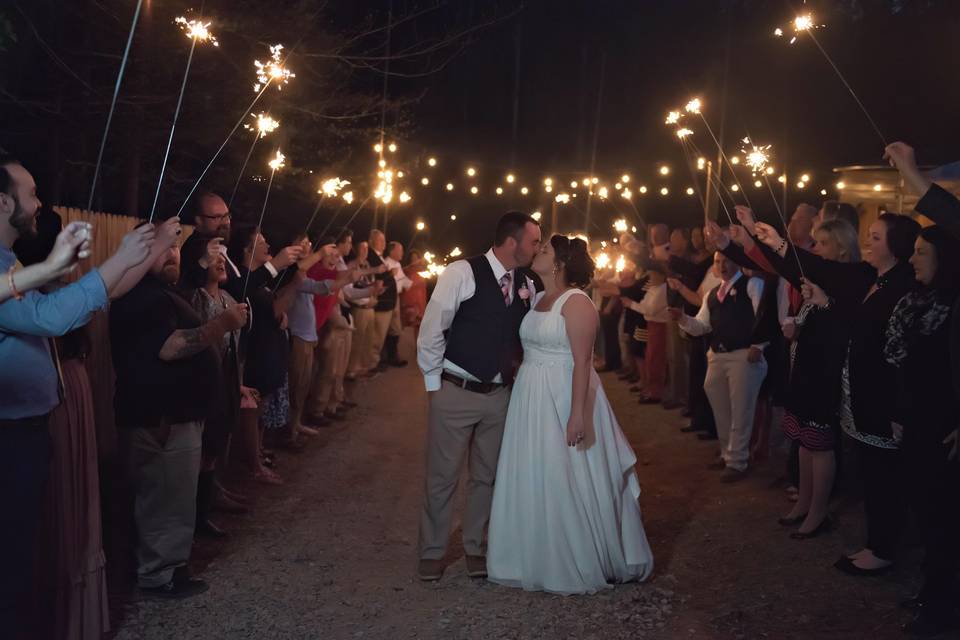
[111, 340, 924, 640]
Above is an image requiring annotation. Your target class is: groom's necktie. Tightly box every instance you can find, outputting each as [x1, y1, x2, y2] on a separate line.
[499, 272, 512, 306]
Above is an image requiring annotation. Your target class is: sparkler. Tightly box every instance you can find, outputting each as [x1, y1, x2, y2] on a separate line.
[176, 44, 296, 218]
[595, 252, 611, 270]
[241, 149, 286, 302]
[148, 14, 220, 222]
[615, 255, 626, 273]
[555, 193, 571, 204]
[774, 12, 886, 144]
[676, 128, 693, 139]
[87, 0, 143, 212]
[741, 137, 771, 176]
[254, 44, 295, 92]
[613, 219, 628, 233]
[665, 111, 683, 125]
[229, 113, 281, 209]
[683, 96, 752, 210]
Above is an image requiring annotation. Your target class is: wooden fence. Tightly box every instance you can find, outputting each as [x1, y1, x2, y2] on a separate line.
[52, 207, 193, 459]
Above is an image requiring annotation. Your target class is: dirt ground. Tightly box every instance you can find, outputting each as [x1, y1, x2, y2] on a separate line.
[108, 337, 932, 640]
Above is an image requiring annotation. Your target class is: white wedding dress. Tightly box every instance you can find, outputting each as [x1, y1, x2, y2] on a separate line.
[487, 288, 653, 595]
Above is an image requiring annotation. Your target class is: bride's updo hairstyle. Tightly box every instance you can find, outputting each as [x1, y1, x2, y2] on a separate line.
[550, 234, 595, 289]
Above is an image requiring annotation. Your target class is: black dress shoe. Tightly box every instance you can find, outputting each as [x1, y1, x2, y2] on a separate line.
[697, 432, 719, 441]
[790, 516, 834, 539]
[196, 518, 229, 539]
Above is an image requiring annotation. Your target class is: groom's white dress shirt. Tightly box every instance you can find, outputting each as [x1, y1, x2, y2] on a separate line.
[418, 248, 538, 392]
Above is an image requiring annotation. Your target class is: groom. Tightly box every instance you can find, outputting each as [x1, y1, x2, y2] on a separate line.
[416, 211, 541, 581]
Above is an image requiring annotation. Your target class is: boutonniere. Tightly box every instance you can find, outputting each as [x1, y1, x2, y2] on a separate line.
[729, 287, 738, 297]
[518, 283, 531, 306]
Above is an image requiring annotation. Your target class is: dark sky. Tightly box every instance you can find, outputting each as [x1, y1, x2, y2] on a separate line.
[354, 0, 960, 253]
[4, 0, 959, 257]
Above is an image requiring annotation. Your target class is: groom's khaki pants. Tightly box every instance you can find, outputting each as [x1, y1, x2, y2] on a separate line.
[419, 379, 510, 560]
[703, 349, 768, 472]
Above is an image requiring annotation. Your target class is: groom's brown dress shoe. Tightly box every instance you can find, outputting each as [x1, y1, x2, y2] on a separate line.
[417, 559, 444, 581]
[465, 555, 488, 579]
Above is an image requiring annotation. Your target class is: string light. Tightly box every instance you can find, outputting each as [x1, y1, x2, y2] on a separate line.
[470, 186, 479, 195]
[388, 143, 397, 153]
[544, 177, 553, 186]
[496, 187, 504, 195]
[730, 184, 740, 192]
[520, 186, 529, 195]
[506, 174, 516, 184]
[820, 189, 828, 195]
[446, 183, 454, 191]
[686, 187, 695, 195]
[796, 182, 806, 189]
[766, 167, 776, 175]
[660, 187, 669, 196]
[466, 167, 476, 177]
[450, 214, 457, 221]
[421, 177, 429, 186]
[730, 156, 740, 165]
[545, 185, 553, 193]
[836, 181, 846, 189]
[428, 157, 437, 167]
[555, 193, 571, 204]
[639, 186, 648, 194]
[873, 184, 882, 192]
[621, 174, 631, 183]
[659, 166, 670, 176]
[374, 143, 383, 153]
[570, 180, 579, 189]
[778, 175, 787, 184]
[754, 180, 763, 188]
[531, 211, 542, 221]
[416, 221, 425, 231]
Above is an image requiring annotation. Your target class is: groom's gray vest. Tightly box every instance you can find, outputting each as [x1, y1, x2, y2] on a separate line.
[444, 255, 529, 385]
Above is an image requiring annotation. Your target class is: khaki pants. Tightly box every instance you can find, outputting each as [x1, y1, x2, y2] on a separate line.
[335, 330, 352, 404]
[704, 350, 768, 471]
[368, 310, 393, 370]
[288, 335, 317, 434]
[349, 307, 375, 376]
[419, 380, 511, 560]
[309, 327, 348, 416]
[664, 320, 690, 407]
[125, 421, 203, 588]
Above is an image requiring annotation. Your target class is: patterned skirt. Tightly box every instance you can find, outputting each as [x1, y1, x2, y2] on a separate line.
[782, 410, 836, 452]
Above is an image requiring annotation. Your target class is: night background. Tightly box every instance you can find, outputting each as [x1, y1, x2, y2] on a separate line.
[2, 0, 958, 256]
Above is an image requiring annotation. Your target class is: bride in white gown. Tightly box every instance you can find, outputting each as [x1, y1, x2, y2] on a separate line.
[487, 234, 653, 595]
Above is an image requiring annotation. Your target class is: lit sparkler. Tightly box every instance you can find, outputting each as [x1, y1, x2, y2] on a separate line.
[775, 13, 821, 45]
[595, 252, 611, 270]
[741, 137, 772, 176]
[175, 16, 219, 46]
[245, 112, 279, 138]
[320, 177, 349, 197]
[555, 193, 571, 204]
[676, 128, 693, 139]
[684, 98, 702, 114]
[342, 191, 354, 204]
[268, 150, 286, 171]
[254, 44, 295, 92]
[613, 219, 628, 233]
[615, 255, 626, 273]
[665, 111, 683, 125]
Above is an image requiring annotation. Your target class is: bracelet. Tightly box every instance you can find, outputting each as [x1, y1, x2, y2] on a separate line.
[776, 238, 787, 254]
[7, 266, 23, 301]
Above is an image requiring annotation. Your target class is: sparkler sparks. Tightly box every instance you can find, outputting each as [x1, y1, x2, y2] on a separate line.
[320, 177, 349, 196]
[684, 98, 702, 114]
[613, 219, 628, 233]
[741, 137, 772, 176]
[555, 193, 571, 204]
[342, 191, 354, 204]
[595, 252, 611, 270]
[267, 150, 286, 171]
[665, 111, 683, 125]
[615, 255, 626, 273]
[775, 13, 822, 44]
[245, 112, 279, 138]
[175, 16, 219, 46]
[676, 128, 694, 139]
[254, 44, 295, 92]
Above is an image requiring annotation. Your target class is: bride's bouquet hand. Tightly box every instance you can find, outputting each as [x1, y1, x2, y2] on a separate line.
[566, 415, 586, 448]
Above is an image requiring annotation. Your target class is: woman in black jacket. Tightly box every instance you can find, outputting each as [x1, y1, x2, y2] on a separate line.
[753, 213, 920, 575]
[884, 226, 960, 636]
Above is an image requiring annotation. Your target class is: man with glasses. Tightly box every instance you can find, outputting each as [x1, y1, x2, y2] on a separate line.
[182, 192, 304, 299]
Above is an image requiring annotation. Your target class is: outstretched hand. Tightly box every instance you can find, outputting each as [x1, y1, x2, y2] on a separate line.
[753, 222, 784, 252]
[704, 219, 729, 250]
[800, 277, 828, 308]
[734, 206, 758, 235]
[46, 222, 93, 276]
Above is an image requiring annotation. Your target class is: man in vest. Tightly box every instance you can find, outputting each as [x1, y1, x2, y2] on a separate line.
[671, 251, 769, 483]
[416, 211, 541, 581]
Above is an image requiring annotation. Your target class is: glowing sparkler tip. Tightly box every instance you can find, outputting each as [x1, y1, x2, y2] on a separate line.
[254, 44, 295, 92]
[175, 16, 219, 46]
[321, 177, 350, 197]
[665, 111, 682, 125]
[268, 150, 286, 171]
[676, 128, 694, 139]
[342, 191, 354, 204]
[245, 113, 279, 138]
[613, 219, 628, 233]
[684, 98, 702, 114]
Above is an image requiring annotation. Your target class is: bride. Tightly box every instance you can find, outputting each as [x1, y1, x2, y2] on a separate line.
[487, 234, 654, 595]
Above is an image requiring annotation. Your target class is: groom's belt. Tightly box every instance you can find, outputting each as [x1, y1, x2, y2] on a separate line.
[441, 371, 506, 394]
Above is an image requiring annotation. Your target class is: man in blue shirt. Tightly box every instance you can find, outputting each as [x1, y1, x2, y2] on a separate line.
[0, 154, 161, 632]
